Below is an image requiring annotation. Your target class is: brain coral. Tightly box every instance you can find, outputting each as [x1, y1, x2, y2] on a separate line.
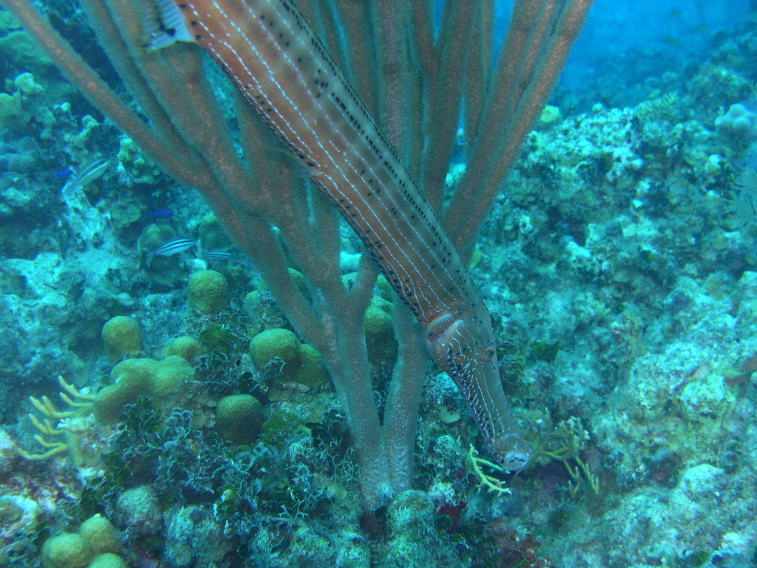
[101, 316, 142, 362]
[161, 336, 203, 362]
[215, 394, 264, 444]
[364, 297, 397, 367]
[249, 328, 302, 380]
[293, 344, 330, 389]
[87, 554, 129, 568]
[78, 514, 122, 555]
[188, 270, 229, 314]
[198, 213, 232, 252]
[41, 533, 94, 568]
[40, 513, 129, 568]
[93, 356, 193, 424]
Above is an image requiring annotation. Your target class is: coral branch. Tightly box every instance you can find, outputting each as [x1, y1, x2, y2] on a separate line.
[468, 444, 512, 496]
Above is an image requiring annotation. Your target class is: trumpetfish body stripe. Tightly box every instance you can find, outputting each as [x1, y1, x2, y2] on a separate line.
[145, 0, 532, 469]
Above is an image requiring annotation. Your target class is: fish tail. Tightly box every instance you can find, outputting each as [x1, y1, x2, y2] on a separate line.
[140, 0, 194, 50]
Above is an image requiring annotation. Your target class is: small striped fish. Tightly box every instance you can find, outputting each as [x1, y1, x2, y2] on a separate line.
[145, 0, 532, 469]
[202, 249, 232, 261]
[61, 157, 110, 203]
[145, 237, 196, 258]
[72, 158, 109, 188]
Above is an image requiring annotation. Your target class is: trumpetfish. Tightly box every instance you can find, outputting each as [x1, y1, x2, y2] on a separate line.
[145, 0, 532, 470]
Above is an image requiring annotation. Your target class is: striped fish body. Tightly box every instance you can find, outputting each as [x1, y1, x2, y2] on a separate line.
[147, 0, 532, 468]
[146, 237, 195, 257]
[203, 249, 232, 261]
[74, 158, 110, 187]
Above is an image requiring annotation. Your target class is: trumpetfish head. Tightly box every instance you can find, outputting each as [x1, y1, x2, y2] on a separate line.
[424, 306, 533, 471]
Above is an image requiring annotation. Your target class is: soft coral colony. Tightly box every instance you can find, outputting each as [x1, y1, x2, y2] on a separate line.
[0, 0, 596, 564]
[2, 0, 590, 502]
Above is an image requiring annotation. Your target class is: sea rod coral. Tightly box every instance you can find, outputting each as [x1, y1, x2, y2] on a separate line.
[0, 0, 592, 507]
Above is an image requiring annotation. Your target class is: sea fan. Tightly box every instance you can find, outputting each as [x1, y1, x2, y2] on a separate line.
[726, 168, 757, 232]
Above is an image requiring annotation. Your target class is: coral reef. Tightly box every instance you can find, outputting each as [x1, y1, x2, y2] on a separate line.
[0, 3, 756, 568]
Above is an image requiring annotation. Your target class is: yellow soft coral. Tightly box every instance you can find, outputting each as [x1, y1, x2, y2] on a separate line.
[468, 444, 511, 496]
[15, 376, 95, 461]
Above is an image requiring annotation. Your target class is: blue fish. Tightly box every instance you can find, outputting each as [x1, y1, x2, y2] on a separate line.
[51, 168, 73, 178]
[146, 209, 174, 219]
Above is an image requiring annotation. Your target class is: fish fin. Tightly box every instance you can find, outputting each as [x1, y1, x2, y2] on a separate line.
[141, 0, 194, 50]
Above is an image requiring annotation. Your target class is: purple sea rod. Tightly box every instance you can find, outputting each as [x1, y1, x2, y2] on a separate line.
[145, 0, 533, 468]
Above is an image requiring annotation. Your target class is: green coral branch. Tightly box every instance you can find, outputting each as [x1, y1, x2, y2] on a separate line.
[529, 411, 600, 497]
[468, 444, 512, 496]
